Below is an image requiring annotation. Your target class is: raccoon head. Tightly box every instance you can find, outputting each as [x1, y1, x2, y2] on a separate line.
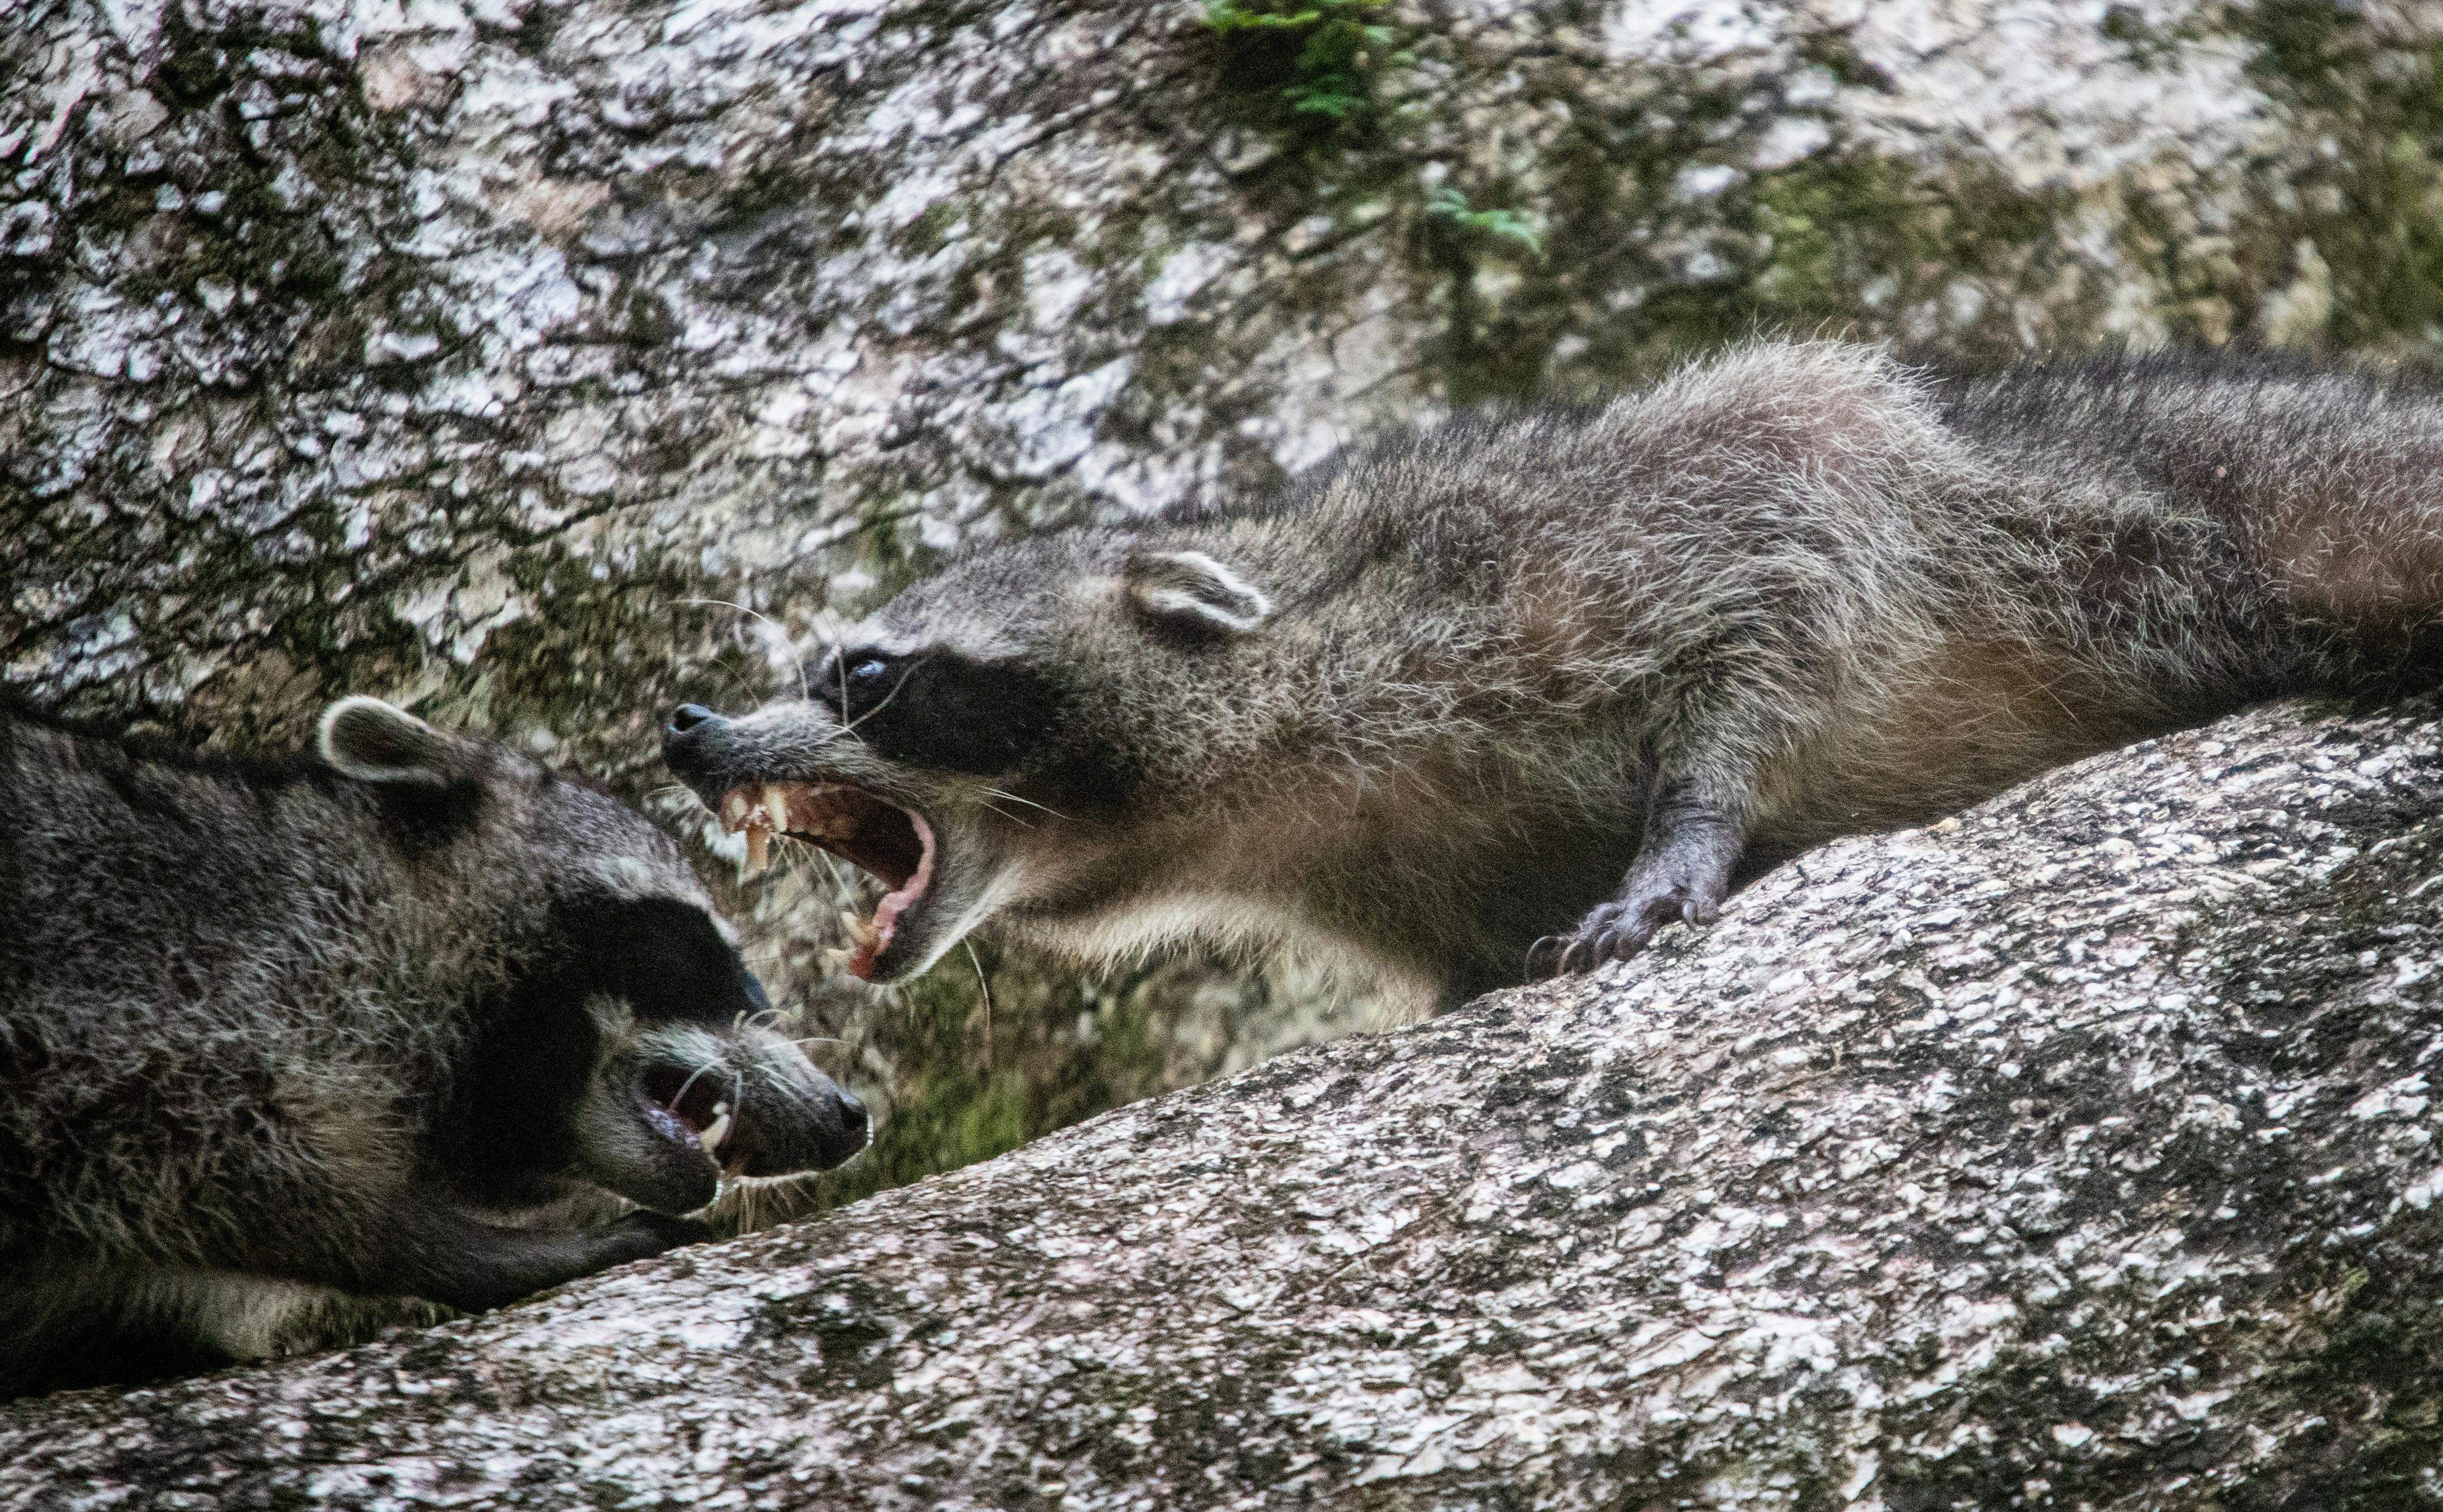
[319, 697, 870, 1216]
[659, 532, 1281, 984]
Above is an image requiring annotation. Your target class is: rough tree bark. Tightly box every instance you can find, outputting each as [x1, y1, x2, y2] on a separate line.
[8, 696, 2443, 1508]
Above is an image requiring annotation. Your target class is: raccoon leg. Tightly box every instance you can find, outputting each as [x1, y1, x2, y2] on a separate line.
[321, 1196, 709, 1315]
[179, 1273, 451, 1363]
[1533, 774, 1749, 976]
[0, 1255, 245, 1398]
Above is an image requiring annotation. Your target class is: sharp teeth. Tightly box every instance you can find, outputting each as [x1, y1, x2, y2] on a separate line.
[700, 1103, 733, 1154]
[822, 946, 852, 974]
[764, 784, 793, 832]
[744, 826, 770, 874]
[723, 791, 750, 828]
[838, 910, 879, 949]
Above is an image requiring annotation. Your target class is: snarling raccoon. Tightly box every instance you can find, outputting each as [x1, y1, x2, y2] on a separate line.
[662, 341, 2443, 1018]
[0, 696, 868, 1397]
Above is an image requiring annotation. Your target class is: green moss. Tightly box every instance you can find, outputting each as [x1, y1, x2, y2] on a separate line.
[2216, 1257, 2443, 1506]
[898, 198, 965, 257]
[609, 284, 682, 346]
[32, 7, 394, 346]
[808, 962, 1031, 1211]
[1794, 30, 1894, 93]
[1755, 154, 2065, 327]
[154, 8, 333, 106]
[1424, 188, 1542, 256]
[755, 1278, 926, 1394]
[2229, 1, 2443, 352]
[1202, 0, 1403, 134]
[509, 1, 565, 59]
[2097, 3, 2184, 70]
[154, 40, 233, 109]
[1415, 115, 2071, 405]
[80, 180, 159, 238]
[834, 492, 934, 601]
[460, 555, 734, 761]
[804, 946, 1229, 1215]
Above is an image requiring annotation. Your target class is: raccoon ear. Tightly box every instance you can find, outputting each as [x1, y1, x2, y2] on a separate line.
[317, 697, 458, 787]
[1125, 550, 1273, 635]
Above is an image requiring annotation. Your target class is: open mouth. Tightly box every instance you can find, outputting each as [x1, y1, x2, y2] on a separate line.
[720, 782, 936, 980]
[635, 1062, 759, 1179]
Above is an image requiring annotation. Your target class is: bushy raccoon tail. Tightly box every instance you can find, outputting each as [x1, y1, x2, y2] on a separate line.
[2209, 363, 2443, 681]
[1954, 347, 2443, 689]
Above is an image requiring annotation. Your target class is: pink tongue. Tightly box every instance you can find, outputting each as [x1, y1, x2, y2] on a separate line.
[845, 813, 935, 980]
[846, 894, 912, 981]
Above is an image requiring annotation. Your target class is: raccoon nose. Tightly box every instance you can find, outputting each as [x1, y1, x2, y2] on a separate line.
[661, 705, 730, 787]
[823, 1085, 871, 1166]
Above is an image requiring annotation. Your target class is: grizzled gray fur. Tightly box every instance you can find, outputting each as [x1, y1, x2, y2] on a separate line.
[663, 341, 2443, 1019]
[0, 698, 867, 1397]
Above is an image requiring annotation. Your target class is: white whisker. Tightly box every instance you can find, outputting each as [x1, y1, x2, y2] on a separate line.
[681, 596, 811, 701]
[964, 940, 994, 1071]
[979, 786, 1070, 821]
[664, 1057, 718, 1116]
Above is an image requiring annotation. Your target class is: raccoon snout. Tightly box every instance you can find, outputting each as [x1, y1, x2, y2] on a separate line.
[814, 1081, 870, 1168]
[661, 704, 730, 790]
[731, 1049, 871, 1175]
[599, 1030, 870, 1207]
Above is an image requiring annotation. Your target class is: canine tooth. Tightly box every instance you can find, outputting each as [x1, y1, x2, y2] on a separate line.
[764, 784, 792, 831]
[700, 1103, 732, 1154]
[821, 946, 852, 973]
[744, 825, 770, 874]
[723, 792, 750, 826]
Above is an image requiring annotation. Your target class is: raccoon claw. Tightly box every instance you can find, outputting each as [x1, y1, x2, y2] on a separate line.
[1524, 934, 1570, 978]
[1541, 868, 1727, 976]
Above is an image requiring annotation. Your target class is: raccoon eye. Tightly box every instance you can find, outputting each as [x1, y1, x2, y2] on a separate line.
[817, 652, 895, 715]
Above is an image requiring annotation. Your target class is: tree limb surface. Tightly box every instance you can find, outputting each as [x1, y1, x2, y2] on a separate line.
[9, 697, 2443, 1509]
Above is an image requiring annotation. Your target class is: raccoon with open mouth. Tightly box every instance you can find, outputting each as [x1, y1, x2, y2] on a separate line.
[662, 340, 2443, 1018]
[0, 696, 868, 1397]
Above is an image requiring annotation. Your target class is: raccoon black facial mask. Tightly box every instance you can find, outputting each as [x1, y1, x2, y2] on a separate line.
[0, 696, 868, 1398]
[808, 648, 1063, 774]
[480, 892, 866, 1216]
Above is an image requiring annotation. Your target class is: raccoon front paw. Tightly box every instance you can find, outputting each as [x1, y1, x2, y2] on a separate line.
[1530, 858, 1728, 976]
[600, 1212, 714, 1266]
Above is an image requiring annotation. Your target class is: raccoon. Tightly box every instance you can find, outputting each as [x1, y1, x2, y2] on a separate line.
[660, 341, 2443, 1018]
[0, 696, 869, 1398]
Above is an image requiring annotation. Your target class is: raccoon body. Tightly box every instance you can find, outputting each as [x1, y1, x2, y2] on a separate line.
[662, 341, 2443, 1017]
[0, 697, 868, 1397]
